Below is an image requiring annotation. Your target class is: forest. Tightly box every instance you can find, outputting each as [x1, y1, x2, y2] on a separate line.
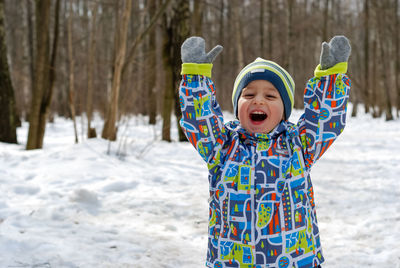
[0, 0, 399, 148]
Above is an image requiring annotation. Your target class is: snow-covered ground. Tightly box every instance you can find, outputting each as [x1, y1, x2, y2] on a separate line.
[0, 106, 399, 268]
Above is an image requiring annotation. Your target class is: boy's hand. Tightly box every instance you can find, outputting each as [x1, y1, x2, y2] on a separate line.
[320, 35, 351, 70]
[181, 36, 223, 63]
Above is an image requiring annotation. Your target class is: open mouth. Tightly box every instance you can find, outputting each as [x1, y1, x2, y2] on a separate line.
[250, 111, 267, 122]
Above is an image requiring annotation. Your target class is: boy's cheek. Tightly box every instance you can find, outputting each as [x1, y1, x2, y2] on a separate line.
[237, 100, 246, 119]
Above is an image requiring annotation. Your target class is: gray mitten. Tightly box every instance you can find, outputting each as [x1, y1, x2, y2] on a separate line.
[320, 35, 351, 70]
[181, 36, 223, 64]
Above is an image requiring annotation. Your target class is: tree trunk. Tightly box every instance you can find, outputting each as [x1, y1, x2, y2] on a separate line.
[371, 1, 380, 118]
[161, 0, 189, 142]
[322, 0, 330, 41]
[86, 0, 98, 138]
[192, 0, 204, 36]
[285, 0, 294, 74]
[232, 0, 244, 72]
[376, 2, 393, 121]
[395, 0, 400, 116]
[57, 0, 68, 119]
[37, 0, 60, 145]
[267, 0, 273, 59]
[260, 0, 265, 56]
[216, 0, 225, 104]
[26, 0, 34, 96]
[364, 0, 370, 114]
[26, 0, 60, 150]
[136, 1, 146, 115]
[161, 19, 173, 142]
[27, 0, 51, 149]
[0, 0, 17, 143]
[102, 0, 132, 141]
[173, 0, 190, 142]
[350, 94, 359, 117]
[147, 0, 157, 125]
[371, 37, 379, 118]
[68, 0, 78, 143]
[379, 42, 393, 121]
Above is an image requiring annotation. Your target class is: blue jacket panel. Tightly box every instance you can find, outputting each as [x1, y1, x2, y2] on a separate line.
[179, 73, 351, 268]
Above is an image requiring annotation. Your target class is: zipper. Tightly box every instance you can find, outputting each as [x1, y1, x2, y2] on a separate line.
[250, 145, 256, 263]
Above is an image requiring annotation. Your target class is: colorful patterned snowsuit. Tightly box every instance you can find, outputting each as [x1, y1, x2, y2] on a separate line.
[179, 67, 351, 267]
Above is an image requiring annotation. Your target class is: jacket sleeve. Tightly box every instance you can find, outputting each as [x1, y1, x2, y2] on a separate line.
[295, 62, 351, 169]
[179, 63, 228, 167]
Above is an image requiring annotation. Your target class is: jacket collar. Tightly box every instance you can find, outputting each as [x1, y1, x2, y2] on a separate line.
[226, 120, 288, 142]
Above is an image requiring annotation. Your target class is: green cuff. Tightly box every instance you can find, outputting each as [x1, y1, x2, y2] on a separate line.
[314, 62, 348, 78]
[181, 63, 213, 78]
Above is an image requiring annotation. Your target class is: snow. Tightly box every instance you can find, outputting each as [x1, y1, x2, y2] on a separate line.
[0, 106, 399, 268]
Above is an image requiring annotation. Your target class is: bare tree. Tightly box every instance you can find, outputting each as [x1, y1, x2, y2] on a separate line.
[161, 0, 190, 142]
[67, 0, 78, 143]
[102, 0, 132, 141]
[395, 0, 400, 116]
[3, 0, 400, 147]
[86, 0, 98, 138]
[0, 0, 17, 143]
[121, 0, 172, 79]
[26, 0, 34, 96]
[26, 0, 60, 149]
[322, 0, 330, 41]
[285, 0, 295, 74]
[267, 0, 273, 59]
[375, 0, 393, 120]
[192, 0, 204, 36]
[232, 0, 244, 72]
[215, 0, 226, 105]
[371, 34, 380, 117]
[161, 18, 174, 142]
[364, 0, 370, 114]
[260, 0, 265, 56]
[147, 0, 157, 125]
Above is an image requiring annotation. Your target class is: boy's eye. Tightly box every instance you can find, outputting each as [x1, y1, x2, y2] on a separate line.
[244, 94, 254, 98]
[266, 94, 277, 99]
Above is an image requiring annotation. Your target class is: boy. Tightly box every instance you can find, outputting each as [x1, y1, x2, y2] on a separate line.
[179, 36, 351, 268]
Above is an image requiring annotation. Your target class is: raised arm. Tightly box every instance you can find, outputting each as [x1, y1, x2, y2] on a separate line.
[296, 36, 351, 168]
[179, 37, 227, 166]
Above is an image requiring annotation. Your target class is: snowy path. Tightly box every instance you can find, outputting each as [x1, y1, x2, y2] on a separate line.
[0, 110, 399, 267]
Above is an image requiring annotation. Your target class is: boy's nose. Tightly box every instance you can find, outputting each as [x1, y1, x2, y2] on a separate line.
[253, 95, 266, 105]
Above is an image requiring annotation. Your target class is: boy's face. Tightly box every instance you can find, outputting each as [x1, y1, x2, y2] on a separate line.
[238, 80, 284, 134]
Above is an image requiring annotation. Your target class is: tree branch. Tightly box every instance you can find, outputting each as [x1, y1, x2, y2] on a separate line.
[121, 0, 172, 77]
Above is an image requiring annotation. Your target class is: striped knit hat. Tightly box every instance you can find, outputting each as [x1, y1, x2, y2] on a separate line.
[232, 58, 295, 120]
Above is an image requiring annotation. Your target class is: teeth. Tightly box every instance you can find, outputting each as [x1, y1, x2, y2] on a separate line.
[252, 111, 266, 115]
